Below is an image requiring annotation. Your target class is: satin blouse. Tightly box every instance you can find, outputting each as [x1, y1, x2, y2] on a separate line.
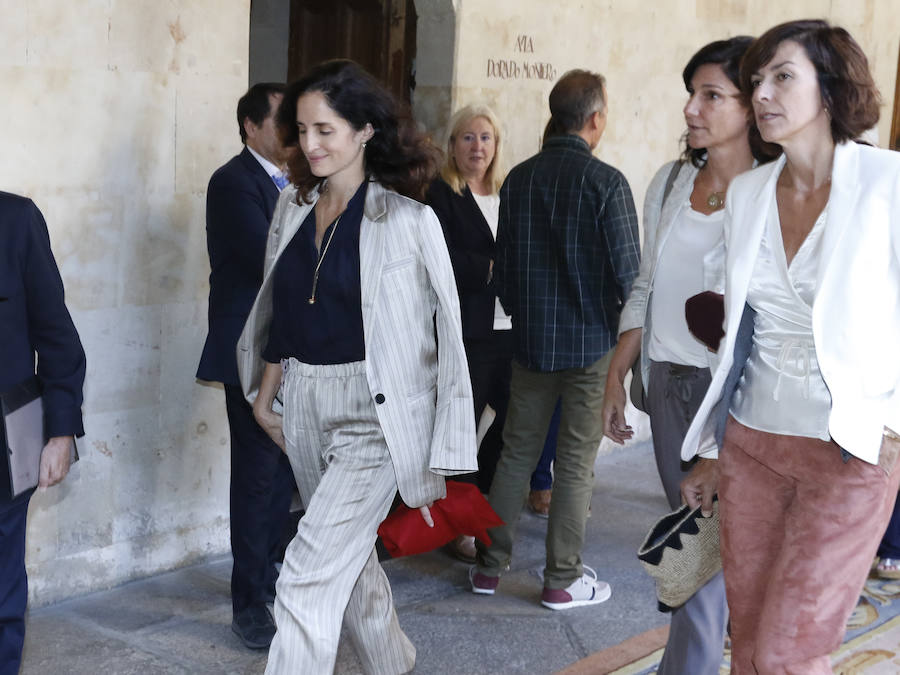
[731, 199, 832, 440]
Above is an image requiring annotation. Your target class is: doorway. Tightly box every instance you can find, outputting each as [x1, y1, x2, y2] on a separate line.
[288, 0, 417, 103]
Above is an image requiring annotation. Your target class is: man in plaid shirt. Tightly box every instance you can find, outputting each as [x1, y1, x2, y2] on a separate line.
[471, 69, 640, 610]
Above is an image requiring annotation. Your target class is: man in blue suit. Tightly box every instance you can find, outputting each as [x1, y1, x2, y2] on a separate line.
[196, 83, 296, 649]
[0, 194, 85, 675]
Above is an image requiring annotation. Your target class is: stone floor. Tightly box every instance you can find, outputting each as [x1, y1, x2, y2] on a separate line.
[21, 424, 671, 674]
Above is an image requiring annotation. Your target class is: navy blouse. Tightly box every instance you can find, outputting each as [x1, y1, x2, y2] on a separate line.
[262, 181, 367, 365]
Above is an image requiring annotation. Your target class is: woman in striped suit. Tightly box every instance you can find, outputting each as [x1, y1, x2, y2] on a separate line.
[238, 60, 477, 674]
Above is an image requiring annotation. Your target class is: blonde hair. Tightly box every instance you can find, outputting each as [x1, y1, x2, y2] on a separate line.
[440, 104, 505, 196]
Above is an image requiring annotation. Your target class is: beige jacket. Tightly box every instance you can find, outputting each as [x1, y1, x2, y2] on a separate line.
[237, 180, 478, 507]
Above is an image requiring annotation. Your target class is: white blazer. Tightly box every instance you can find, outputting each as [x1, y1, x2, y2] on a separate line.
[236, 180, 478, 507]
[682, 141, 900, 464]
[618, 159, 724, 390]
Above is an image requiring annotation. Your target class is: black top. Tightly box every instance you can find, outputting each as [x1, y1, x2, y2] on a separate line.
[425, 179, 498, 341]
[263, 181, 367, 365]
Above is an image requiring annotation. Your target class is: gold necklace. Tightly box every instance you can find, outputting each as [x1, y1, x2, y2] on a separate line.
[706, 191, 725, 210]
[308, 215, 341, 304]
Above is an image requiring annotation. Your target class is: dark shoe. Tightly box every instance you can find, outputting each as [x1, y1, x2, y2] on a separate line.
[527, 489, 551, 518]
[232, 604, 276, 649]
[446, 535, 477, 563]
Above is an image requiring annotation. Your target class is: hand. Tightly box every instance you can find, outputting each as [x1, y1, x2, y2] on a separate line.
[253, 404, 285, 451]
[601, 380, 633, 444]
[419, 503, 434, 528]
[39, 436, 73, 488]
[680, 458, 720, 518]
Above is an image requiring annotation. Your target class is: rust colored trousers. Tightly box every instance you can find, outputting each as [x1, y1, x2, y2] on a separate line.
[719, 417, 900, 674]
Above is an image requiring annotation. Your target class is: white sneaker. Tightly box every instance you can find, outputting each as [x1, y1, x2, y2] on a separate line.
[540, 566, 611, 610]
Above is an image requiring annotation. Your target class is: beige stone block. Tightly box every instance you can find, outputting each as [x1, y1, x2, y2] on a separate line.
[72, 304, 163, 414]
[0, 1, 26, 65]
[695, 0, 749, 22]
[109, 0, 249, 77]
[171, 0, 250, 77]
[22, 190, 124, 312]
[109, 0, 180, 74]
[26, 0, 110, 69]
[175, 72, 248, 194]
[118, 192, 209, 306]
[0, 68, 176, 201]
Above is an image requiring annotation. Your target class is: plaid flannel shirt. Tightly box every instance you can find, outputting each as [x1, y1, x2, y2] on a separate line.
[494, 134, 640, 371]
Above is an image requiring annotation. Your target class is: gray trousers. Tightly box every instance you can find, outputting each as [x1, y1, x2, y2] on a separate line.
[647, 360, 727, 675]
[266, 360, 415, 675]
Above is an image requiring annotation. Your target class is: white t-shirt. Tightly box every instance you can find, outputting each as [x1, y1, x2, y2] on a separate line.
[472, 192, 512, 331]
[647, 204, 725, 366]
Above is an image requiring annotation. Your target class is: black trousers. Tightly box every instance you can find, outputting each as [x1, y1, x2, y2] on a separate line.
[225, 384, 297, 614]
[464, 330, 513, 493]
[0, 493, 30, 675]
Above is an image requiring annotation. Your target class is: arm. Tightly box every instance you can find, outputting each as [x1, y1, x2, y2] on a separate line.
[23, 201, 86, 439]
[680, 458, 719, 517]
[618, 162, 673, 335]
[251, 361, 285, 450]
[20, 201, 86, 487]
[601, 173, 641, 306]
[601, 327, 642, 444]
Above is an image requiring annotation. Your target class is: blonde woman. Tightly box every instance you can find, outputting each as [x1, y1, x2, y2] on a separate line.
[426, 105, 507, 560]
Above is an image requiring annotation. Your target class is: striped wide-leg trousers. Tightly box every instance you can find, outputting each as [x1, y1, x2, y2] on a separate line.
[265, 359, 415, 675]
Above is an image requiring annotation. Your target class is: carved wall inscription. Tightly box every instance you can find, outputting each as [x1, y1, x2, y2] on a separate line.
[487, 34, 557, 81]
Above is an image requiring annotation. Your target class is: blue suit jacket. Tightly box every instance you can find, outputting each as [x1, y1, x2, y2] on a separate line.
[0, 192, 86, 503]
[197, 147, 280, 385]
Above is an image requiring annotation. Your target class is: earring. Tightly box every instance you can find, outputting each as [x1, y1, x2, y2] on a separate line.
[362, 141, 367, 149]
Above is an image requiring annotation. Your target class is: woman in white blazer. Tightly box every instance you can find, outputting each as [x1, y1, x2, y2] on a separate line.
[602, 37, 777, 675]
[237, 60, 477, 674]
[679, 21, 900, 673]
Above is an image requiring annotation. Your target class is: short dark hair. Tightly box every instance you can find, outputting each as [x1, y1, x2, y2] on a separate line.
[277, 59, 441, 202]
[237, 82, 285, 144]
[680, 36, 780, 167]
[740, 19, 881, 144]
[548, 70, 606, 135]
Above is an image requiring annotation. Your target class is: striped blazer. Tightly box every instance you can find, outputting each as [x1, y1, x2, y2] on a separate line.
[237, 180, 478, 507]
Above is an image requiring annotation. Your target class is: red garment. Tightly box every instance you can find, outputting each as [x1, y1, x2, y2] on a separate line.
[377, 482, 504, 558]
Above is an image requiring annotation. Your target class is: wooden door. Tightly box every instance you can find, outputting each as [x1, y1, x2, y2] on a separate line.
[288, 0, 417, 103]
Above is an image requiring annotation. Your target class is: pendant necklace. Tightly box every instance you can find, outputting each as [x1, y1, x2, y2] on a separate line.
[706, 191, 725, 210]
[308, 214, 341, 304]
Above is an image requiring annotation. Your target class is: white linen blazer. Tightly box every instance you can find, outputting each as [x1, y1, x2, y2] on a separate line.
[236, 180, 478, 507]
[682, 141, 900, 464]
[618, 160, 724, 391]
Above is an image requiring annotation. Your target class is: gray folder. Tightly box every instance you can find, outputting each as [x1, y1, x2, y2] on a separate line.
[2, 377, 78, 498]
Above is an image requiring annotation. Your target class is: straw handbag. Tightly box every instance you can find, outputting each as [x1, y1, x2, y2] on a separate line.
[637, 499, 721, 611]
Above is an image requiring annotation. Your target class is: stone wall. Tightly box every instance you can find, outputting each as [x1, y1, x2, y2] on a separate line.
[414, 0, 899, 213]
[1, 1, 251, 606]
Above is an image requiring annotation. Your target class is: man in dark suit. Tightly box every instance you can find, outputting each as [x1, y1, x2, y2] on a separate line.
[0, 193, 85, 675]
[196, 83, 296, 650]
